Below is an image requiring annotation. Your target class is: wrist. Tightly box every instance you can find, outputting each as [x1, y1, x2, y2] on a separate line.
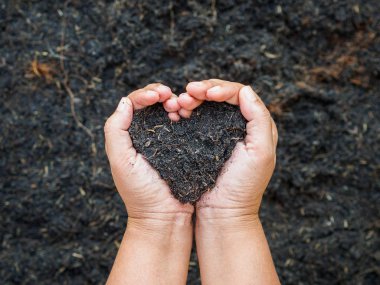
[127, 212, 193, 240]
[108, 213, 194, 285]
[196, 207, 260, 234]
[195, 209, 280, 285]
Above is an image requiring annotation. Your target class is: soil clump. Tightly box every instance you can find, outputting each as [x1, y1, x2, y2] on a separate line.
[130, 102, 246, 203]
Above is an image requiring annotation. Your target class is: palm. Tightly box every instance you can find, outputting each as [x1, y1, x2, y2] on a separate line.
[112, 151, 193, 217]
[177, 81, 277, 213]
[197, 142, 274, 213]
[105, 84, 195, 218]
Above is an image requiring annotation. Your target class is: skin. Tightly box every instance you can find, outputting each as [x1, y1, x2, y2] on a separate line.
[180, 80, 280, 285]
[104, 83, 193, 285]
[105, 80, 280, 285]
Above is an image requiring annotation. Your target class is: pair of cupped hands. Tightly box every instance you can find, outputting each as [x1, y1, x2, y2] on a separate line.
[104, 79, 278, 230]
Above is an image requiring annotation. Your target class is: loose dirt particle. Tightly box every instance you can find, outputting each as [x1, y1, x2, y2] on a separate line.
[129, 102, 246, 203]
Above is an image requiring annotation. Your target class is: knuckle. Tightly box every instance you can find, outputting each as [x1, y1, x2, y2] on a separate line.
[103, 115, 121, 136]
[104, 117, 113, 134]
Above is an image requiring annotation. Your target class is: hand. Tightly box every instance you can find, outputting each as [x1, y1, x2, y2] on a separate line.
[178, 79, 280, 285]
[177, 79, 278, 223]
[104, 83, 194, 230]
[105, 84, 194, 285]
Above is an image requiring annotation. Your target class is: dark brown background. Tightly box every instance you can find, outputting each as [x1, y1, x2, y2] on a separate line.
[1, 0, 379, 284]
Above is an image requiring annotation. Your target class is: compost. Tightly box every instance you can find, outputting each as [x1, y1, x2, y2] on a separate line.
[1, 1, 379, 284]
[129, 102, 246, 203]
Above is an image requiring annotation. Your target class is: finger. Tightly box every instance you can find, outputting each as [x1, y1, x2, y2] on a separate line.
[163, 94, 181, 112]
[168, 112, 180, 121]
[206, 82, 243, 105]
[104, 97, 136, 163]
[239, 86, 273, 154]
[178, 93, 203, 111]
[128, 89, 160, 109]
[186, 81, 213, 100]
[186, 79, 229, 100]
[178, 108, 192, 118]
[186, 79, 243, 105]
[144, 83, 173, 103]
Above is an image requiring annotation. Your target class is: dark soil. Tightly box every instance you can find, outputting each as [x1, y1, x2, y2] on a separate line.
[1, 0, 379, 284]
[130, 102, 246, 203]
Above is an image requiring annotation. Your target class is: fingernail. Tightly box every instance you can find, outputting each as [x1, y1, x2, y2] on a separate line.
[241, 86, 258, 102]
[207, 85, 221, 94]
[117, 98, 126, 111]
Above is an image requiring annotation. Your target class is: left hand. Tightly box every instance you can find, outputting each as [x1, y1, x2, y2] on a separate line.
[104, 83, 194, 230]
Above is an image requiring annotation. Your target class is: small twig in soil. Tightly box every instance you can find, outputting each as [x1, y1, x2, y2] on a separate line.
[59, 1, 96, 148]
[62, 80, 94, 139]
[211, 0, 217, 24]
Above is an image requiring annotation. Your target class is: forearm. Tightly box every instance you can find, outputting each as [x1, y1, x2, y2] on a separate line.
[107, 214, 193, 285]
[196, 209, 280, 285]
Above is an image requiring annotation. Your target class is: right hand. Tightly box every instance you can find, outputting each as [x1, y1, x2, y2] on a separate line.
[177, 79, 278, 223]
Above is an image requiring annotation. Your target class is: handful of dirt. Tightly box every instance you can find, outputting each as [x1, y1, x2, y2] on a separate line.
[129, 102, 246, 203]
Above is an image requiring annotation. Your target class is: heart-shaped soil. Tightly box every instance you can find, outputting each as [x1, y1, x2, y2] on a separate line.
[129, 102, 246, 204]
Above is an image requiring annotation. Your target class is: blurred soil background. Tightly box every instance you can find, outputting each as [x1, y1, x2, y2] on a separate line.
[1, 0, 379, 284]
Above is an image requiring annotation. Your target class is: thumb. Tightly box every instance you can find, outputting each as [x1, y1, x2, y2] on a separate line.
[104, 97, 136, 165]
[239, 86, 274, 155]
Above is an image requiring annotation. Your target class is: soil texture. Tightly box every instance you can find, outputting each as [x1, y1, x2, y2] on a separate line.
[129, 102, 246, 203]
[1, 0, 379, 284]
